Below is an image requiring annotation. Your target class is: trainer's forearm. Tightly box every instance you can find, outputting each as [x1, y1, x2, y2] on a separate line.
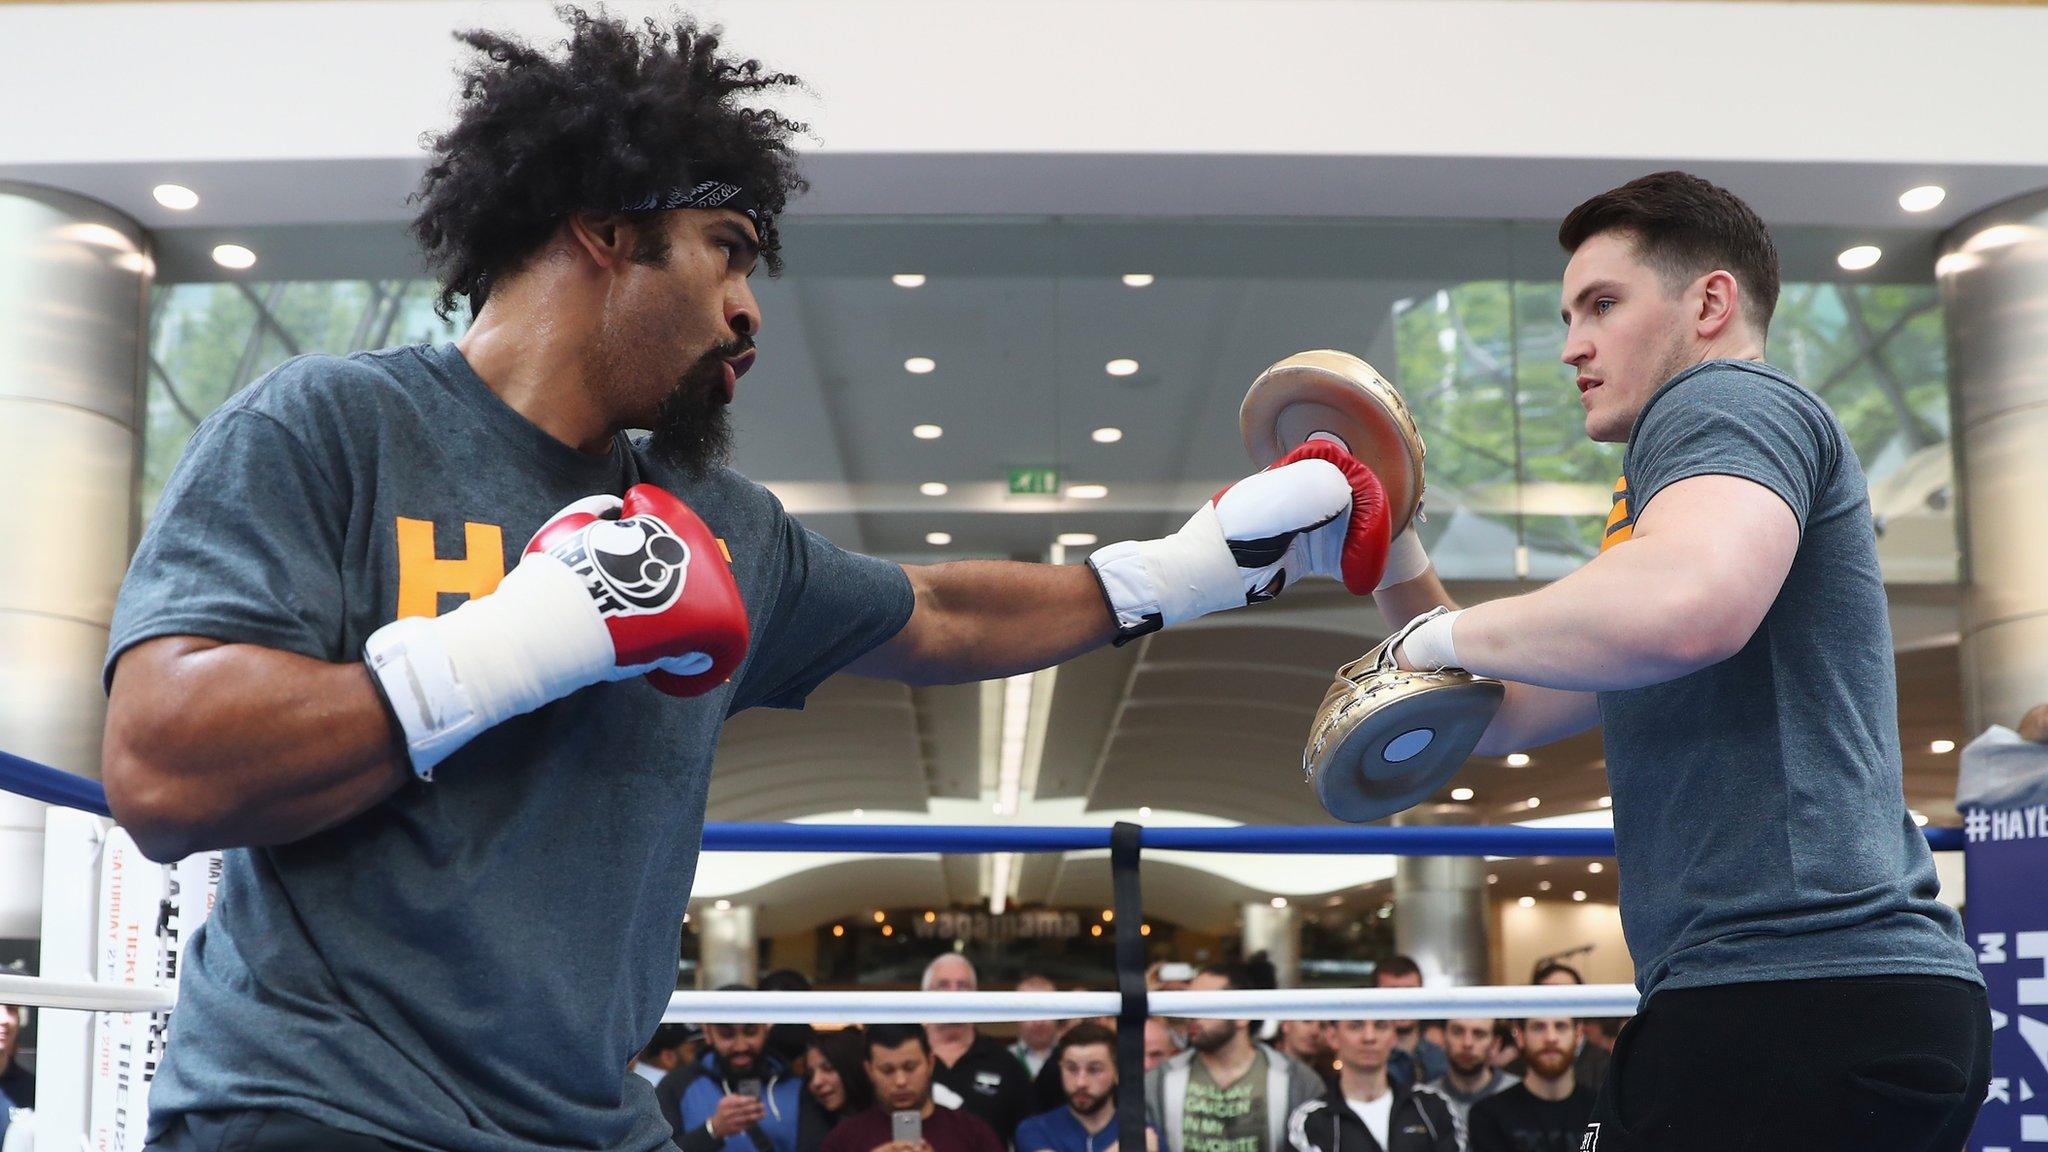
[103, 636, 408, 861]
[871, 562, 1119, 686]
[1453, 536, 1733, 691]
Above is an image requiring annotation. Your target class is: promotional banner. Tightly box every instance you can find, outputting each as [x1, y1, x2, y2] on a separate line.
[1960, 726, 2048, 1151]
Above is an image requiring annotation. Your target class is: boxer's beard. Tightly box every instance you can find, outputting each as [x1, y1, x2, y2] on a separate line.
[645, 347, 736, 476]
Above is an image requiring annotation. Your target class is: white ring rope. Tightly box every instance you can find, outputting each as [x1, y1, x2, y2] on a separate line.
[0, 973, 1636, 1021]
[0, 973, 178, 1014]
[659, 986, 1640, 1023]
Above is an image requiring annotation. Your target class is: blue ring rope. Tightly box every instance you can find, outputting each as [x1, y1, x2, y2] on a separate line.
[0, 746, 1966, 854]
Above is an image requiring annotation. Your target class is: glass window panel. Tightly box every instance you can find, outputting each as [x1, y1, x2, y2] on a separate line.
[140, 219, 1954, 584]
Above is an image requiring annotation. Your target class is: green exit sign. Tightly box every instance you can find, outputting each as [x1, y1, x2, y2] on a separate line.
[1008, 466, 1061, 496]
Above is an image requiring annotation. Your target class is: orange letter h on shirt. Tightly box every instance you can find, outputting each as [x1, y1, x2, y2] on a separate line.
[395, 518, 506, 619]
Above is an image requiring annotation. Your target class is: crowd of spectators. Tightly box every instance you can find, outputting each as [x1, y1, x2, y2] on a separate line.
[651, 954, 1615, 1152]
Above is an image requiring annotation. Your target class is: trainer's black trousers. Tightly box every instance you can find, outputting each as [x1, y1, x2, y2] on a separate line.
[1585, 974, 1991, 1152]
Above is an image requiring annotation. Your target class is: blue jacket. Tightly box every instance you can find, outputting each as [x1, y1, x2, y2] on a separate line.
[672, 1052, 805, 1152]
[1016, 1107, 1156, 1152]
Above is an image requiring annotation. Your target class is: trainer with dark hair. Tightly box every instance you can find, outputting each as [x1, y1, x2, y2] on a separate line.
[1368, 169, 1988, 1150]
[98, 7, 1385, 1152]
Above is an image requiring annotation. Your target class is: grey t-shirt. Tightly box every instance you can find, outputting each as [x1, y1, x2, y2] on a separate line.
[106, 343, 914, 1152]
[1597, 358, 1977, 999]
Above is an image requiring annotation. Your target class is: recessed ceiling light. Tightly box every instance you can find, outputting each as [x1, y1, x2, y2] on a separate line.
[852, 808, 864, 817]
[904, 356, 936, 374]
[1451, 787, 1475, 802]
[152, 183, 199, 211]
[920, 481, 949, 496]
[1588, 862, 1604, 874]
[1057, 532, 1098, 547]
[1486, 874, 1498, 884]
[1911, 810, 1930, 827]
[1930, 739, 1956, 754]
[1572, 890, 1588, 902]
[1138, 806, 1152, 817]
[1091, 427, 1124, 444]
[926, 531, 953, 546]
[1538, 880, 1553, 892]
[1105, 358, 1139, 377]
[1270, 897, 1288, 909]
[1898, 185, 1947, 213]
[211, 244, 256, 270]
[1067, 483, 1109, 500]
[1122, 273, 1154, 288]
[1525, 797, 1542, 809]
[1837, 245, 1882, 272]
[714, 899, 732, 911]
[892, 273, 926, 288]
[1518, 896, 1536, 908]
[1597, 795, 1612, 808]
[912, 423, 943, 440]
[1505, 752, 1531, 767]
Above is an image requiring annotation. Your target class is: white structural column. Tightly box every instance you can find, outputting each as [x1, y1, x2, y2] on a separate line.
[1391, 809, 1489, 988]
[0, 183, 149, 939]
[696, 903, 760, 990]
[1938, 192, 2048, 735]
[1241, 900, 1301, 988]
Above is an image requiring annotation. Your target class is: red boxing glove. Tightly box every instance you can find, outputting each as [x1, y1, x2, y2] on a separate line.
[1266, 440, 1391, 595]
[526, 484, 750, 697]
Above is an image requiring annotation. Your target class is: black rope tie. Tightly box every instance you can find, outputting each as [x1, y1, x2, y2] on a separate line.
[1111, 821, 1148, 1152]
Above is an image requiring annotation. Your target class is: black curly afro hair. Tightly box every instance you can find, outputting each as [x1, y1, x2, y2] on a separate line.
[411, 5, 808, 320]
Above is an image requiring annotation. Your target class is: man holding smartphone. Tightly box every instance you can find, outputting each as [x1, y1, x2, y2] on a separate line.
[821, 1026, 1002, 1152]
[666, 1002, 804, 1152]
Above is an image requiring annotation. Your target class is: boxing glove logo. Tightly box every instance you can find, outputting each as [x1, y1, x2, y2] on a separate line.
[547, 514, 691, 616]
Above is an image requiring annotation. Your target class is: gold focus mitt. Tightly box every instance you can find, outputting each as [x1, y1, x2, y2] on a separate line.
[1304, 608, 1505, 822]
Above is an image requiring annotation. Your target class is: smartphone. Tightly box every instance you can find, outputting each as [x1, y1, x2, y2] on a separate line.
[891, 1110, 923, 1145]
[736, 1077, 764, 1099]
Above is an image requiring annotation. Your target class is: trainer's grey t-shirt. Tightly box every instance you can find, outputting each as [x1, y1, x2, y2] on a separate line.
[105, 343, 914, 1152]
[1596, 359, 1977, 1000]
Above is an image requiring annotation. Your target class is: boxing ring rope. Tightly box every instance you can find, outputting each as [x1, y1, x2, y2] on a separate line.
[0, 742, 1974, 1150]
[0, 744, 1962, 1022]
[0, 975, 1646, 1022]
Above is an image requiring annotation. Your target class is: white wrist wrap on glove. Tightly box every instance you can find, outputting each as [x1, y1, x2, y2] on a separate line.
[1376, 527, 1432, 592]
[1089, 503, 1248, 641]
[1398, 607, 1464, 672]
[364, 553, 613, 778]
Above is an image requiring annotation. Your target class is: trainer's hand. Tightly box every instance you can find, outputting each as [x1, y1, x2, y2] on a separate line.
[1389, 606, 1462, 673]
[709, 1095, 767, 1137]
[1087, 442, 1390, 643]
[363, 484, 749, 777]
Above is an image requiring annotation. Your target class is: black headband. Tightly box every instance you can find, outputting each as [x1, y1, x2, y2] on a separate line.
[618, 180, 764, 230]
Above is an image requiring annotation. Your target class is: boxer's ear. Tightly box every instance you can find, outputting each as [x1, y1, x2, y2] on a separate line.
[564, 211, 644, 270]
